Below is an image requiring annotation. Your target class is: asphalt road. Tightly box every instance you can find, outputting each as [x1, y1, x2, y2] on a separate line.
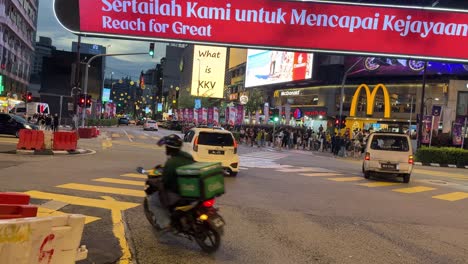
[0, 126, 467, 264]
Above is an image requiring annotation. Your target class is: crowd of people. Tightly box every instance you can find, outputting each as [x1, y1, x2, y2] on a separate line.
[27, 113, 60, 131]
[224, 124, 373, 158]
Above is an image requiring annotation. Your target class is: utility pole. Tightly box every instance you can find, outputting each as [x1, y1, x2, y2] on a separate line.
[417, 61, 428, 148]
[339, 58, 363, 133]
[73, 35, 81, 129]
[81, 52, 148, 127]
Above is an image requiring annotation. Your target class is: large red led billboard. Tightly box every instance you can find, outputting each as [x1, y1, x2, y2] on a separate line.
[55, 0, 468, 62]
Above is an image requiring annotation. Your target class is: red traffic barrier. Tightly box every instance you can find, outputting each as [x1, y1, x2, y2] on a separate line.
[78, 128, 93, 138]
[90, 127, 97, 137]
[17, 129, 45, 150]
[0, 192, 37, 219]
[0, 204, 38, 219]
[0, 192, 30, 205]
[53, 131, 78, 151]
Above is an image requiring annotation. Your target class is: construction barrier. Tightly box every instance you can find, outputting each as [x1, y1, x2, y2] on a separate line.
[90, 127, 97, 138]
[0, 193, 38, 220]
[77, 128, 93, 139]
[53, 132, 78, 151]
[16, 130, 45, 151]
[0, 214, 88, 264]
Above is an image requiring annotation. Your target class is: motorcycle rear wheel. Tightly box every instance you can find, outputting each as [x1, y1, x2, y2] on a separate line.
[195, 224, 221, 253]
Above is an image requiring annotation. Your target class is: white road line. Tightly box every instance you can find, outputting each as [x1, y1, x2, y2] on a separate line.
[143, 133, 150, 136]
[122, 129, 133, 142]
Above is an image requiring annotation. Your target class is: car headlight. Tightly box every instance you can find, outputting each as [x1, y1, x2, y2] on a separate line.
[24, 125, 32, 129]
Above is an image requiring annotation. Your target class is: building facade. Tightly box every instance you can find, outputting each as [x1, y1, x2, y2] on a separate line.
[0, 0, 38, 111]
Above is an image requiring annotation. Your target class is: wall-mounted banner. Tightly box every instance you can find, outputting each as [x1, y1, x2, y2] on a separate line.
[63, 0, 468, 62]
[191, 45, 227, 98]
[213, 107, 219, 125]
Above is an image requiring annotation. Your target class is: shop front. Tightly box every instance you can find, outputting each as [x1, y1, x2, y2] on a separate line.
[0, 97, 23, 113]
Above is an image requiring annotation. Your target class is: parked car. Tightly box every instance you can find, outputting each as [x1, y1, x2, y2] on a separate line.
[128, 119, 136, 125]
[143, 120, 158, 131]
[182, 128, 239, 176]
[362, 132, 414, 183]
[0, 113, 38, 137]
[168, 120, 182, 131]
[136, 118, 146, 126]
[118, 117, 129, 126]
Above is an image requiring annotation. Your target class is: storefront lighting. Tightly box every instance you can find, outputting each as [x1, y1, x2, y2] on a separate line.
[393, 119, 397, 122]
[379, 119, 383, 121]
[318, 115, 323, 119]
[434, 98, 440, 101]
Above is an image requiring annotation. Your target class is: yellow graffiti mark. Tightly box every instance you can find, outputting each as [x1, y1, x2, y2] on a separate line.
[0, 224, 31, 243]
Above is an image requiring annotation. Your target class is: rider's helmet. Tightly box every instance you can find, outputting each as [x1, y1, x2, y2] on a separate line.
[157, 134, 183, 150]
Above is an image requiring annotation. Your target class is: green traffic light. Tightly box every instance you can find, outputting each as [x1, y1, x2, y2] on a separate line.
[149, 51, 154, 56]
[274, 117, 279, 122]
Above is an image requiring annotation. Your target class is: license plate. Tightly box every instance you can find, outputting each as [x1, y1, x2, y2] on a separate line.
[381, 163, 397, 170]
[209, 150, 225, 155]
[210, 216, 224, 228]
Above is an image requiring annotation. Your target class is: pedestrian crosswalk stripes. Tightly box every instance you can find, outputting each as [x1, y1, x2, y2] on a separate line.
[240, 151, 288, 160]
[121, 173, 147, 179]
[277, 167, 335, 173]
[94, 178, 145, 186]
[393, 186, 436, 194]
[358, 182, 401, 188]
[328, 177, 363, 182]
[432, 192, 468, 202]
[57, 183, 145, 197]
[111, 133, 121, 138]
[25, 190, 139, 210]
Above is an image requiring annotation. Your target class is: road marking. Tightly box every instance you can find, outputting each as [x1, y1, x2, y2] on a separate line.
[358, 182, 401, 187]
[328, 177, 363, 182]
[121, 173, 147, 179]
[37, 207, 100, 224]
[152, 136, 160, 140]
[112, 140, 160, 150]
[102, 196, 132, 264]
[122, 130, 133, 142]
[414, 169, 468, 179]
[276, 167, 335, 173]
[432, 192, 468, 202]
[239, 168, 248, 171]
[111, 133, 121, 138]
[300, 173, 343, 177]
[143, 133, 150, 136]
[57, 183, 145, 197]
[94, 178, 144, 186]
[393, 186, 436, 193]
[139, 135, 148, 139]
[0, 138, 18, 144]
[102, 138, 113, 149]
[25, 191, 139, 210]
[40, 200, 68, 211]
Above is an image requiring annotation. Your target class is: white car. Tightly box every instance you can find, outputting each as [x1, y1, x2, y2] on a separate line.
[182, 128, 239, 176]
[143, 120, 158, 131]
[362, 132, 414, 183]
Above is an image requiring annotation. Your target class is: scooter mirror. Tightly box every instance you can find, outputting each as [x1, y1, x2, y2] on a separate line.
[136, 167, 145, 174]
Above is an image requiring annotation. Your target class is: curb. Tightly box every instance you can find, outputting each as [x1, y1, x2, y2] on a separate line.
[413, 162, 468, 169]
[16, 149, 94, 155]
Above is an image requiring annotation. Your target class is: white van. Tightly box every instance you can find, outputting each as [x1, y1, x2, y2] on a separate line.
[10, 102, 50, 118]
[362, 132, 414, 183]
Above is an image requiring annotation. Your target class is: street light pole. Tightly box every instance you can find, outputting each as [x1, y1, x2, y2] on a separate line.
[339, 57, 363, 132]
[81, 52, 148, 127]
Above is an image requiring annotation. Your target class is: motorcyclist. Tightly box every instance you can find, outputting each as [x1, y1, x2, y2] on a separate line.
[146, 134, 195, 231]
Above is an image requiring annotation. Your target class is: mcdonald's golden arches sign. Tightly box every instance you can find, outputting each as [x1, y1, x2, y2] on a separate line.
[350, 84, 391, 118]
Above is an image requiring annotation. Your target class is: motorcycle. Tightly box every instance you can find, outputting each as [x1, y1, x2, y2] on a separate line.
[136, 166, 225, 253]
[364, 57, 426, 72]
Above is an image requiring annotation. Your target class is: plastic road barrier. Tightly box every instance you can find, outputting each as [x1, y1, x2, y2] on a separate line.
[17, 130, 45, 151]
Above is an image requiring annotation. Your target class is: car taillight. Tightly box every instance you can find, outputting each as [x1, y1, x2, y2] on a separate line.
[193, 136, 198, 152]
[408, 155, 414, 164]
[202, 199, 215, 207]
[234, 139, 238, 154]
[365, 152, 371, 161]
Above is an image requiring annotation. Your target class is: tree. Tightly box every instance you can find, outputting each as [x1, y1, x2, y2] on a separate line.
[244, 89, 264, 124]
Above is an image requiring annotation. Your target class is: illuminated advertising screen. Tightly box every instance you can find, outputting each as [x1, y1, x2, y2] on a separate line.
[58, 0, 468, 62]
[245, 50, 313, 88]
[345, 57, 468, 77]
[102, 88, 111, 102]
[191, 45, 227, 98]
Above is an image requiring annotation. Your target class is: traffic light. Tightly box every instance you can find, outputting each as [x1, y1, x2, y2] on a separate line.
[335, 115, 347, 129]
[85, 95, 92, 108]
[271, 108, 280, 122]
[149, 43, 155, 58]
[26, 92, 32, 102]
[78, 94, 85, 107]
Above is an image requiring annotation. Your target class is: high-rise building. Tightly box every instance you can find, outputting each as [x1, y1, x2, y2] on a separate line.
[0, 0, 38, 100]
[32, 36, 56, 76]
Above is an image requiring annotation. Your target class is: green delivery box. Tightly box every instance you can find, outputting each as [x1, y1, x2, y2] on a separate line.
[176, 162, 225, 199]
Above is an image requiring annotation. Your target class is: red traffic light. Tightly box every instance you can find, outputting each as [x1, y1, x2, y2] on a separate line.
[26, 92, 32, 102]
